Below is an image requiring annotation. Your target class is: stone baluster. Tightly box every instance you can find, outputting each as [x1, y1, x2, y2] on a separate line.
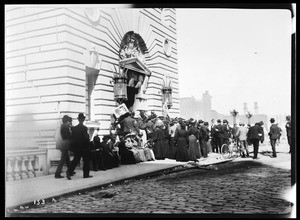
[20, 156, 28, 179]
[27, 156, 34, 178]
[34, 155, 42, 177]
[6, 158, 14, 181]
[13, 157, 21, 181]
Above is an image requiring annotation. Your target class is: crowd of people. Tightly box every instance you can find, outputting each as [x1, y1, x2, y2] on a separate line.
[54, 110, 291, 180]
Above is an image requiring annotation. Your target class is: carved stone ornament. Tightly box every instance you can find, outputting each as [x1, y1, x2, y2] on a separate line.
[119, 31, 147, 63]
[85, 8, 101, 24]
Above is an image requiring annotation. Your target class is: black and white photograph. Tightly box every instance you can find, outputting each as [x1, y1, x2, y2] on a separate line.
[4, 3, 296, 218]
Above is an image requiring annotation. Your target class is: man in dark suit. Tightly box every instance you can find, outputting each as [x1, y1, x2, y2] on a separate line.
[222, 119, 231, 145]
[67, 113, 92, 180]
[247, 121, 264, 159]
[215, 119, 224, 153]
[268, 118, 281, 158]
[210, 119, 218, 153]
[285, 115, 292, 153]
[54, 115, 72, 178]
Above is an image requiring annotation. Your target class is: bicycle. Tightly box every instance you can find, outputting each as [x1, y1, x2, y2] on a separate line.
[221, 138, 243, 159]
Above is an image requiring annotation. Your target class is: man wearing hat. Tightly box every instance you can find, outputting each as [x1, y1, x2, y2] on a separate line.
[67, 113, 92, 179]
[54, 115, 72, 178]
[222, 119, 231, 146]
[210, 119, 218, 153]
[197, 119, 207, 158]
[215, 119, 224, 153]
[247, 121, 264, 159]
[285, 115, 292, 153]
[268, 118, 281, 158]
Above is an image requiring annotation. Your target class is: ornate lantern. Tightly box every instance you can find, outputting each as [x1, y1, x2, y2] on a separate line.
[90, 47, 99, 69]
[112, 66, 128, 104]
[161, 74, 173, 109]
[230, 109, 238, 125]
[246, 111, 253, 125]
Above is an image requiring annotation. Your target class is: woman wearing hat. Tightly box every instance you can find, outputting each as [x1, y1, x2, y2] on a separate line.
[162, 119, 171, 159]
[187, 119, 199, 162]
[152, 119, 165, 160]
[168, 119, 178, 159]
[174, 121, 189, 162]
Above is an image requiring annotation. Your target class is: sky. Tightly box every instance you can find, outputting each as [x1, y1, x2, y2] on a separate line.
[176, 8, 293, 116]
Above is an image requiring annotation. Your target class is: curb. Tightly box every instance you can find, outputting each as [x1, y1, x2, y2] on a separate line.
[6, 164, 185, 213]
[6, 158, 234, 213]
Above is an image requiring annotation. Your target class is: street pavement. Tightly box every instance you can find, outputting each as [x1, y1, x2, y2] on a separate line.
[6, 141, 294, 217]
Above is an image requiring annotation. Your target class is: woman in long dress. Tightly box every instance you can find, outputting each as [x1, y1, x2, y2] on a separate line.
[152, 121, 165, 160]
[188, 120, 199, 162]
[163, 120, 170, 159]
[168, 120, 177, 159]
[175, 122, 189, 162]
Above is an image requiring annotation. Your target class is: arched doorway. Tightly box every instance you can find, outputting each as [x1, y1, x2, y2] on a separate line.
[116, 31, 151, 112]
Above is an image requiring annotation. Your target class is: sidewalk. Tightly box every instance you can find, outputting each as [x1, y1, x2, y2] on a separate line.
[6, 141, 290, 211]
[5, 153, 229, 210]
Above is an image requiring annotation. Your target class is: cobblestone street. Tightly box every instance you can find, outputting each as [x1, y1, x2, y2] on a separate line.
[10, 142, 293, 217]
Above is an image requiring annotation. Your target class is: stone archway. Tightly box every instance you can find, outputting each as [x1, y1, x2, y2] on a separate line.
[117, 31, 151, 113]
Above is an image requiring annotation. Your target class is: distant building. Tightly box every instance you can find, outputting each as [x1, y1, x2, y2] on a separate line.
[179, 91, 212, 122]
[179, 96, 202, 119]
[202, 91, 212, 122]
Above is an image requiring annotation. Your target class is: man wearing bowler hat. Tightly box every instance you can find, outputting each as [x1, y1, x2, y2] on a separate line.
[54, 115, 72, 178]
[67, 113, 92, 179]
[222, 119, 231, 146]
[268, 118, 280, 158]
[215, 119, 224, 153]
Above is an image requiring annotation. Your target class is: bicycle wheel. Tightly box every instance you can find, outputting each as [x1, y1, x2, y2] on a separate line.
[221, 144, 231, 159]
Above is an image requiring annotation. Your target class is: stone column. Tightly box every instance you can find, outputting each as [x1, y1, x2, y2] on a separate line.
[27, 156, 35, 178]
[6, 158, 14, 181]
[20, 156, 28, 179]
[34, 155, 43, 177]
[13, 157, 21, 181]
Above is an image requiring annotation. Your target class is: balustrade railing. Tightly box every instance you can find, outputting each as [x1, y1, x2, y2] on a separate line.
[5, 149, 46, 182]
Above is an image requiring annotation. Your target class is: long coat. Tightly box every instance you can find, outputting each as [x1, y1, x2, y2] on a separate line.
[247, 124, 264, 142]
[269, 124, 281, 140]
[174, 129, 189, 162]
[70, 123, 90, 152]
[215, 124, 224, 138]
[222, 124, 231, 139]
[152, 127, 165, 160]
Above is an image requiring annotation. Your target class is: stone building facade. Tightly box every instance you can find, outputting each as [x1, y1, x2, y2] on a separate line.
[5, 6, 180, 177]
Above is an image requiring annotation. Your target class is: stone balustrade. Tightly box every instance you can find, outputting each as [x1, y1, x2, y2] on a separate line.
[5, 149, 47, 182]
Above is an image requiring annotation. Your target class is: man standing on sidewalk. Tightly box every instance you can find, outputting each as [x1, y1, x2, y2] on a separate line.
[247, 121, 264, 159]
[215, 119, 224, 153]
[210, 119, 218, 153]
[268, 118, 281, 158]
[222, 119, 231, 146]
[67, 113, 92, 180]
[54, 115, 72, 178]
[285, 115, 292, 154]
